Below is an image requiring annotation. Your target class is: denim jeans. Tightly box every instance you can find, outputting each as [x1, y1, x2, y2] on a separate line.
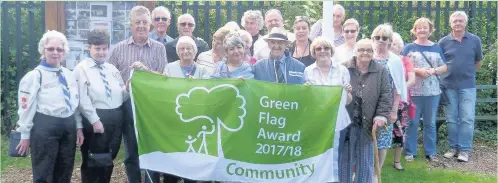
[123, 98, 142, 183]
[404, 95, 440, 156]
[445, 88, 477, 152]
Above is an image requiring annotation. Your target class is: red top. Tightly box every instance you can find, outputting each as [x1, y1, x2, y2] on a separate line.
[401, 56, 414, 80]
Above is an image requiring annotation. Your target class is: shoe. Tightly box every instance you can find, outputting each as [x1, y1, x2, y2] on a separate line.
[457, 152, 469, 162]
[393, 162, 405, 171]
[426, 155, 439, 162]
[443, 149, 458, 159]
[404, 155, 414, 162]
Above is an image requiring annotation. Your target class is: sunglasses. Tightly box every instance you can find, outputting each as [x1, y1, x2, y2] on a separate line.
[154, 17, 169, 22]
[344, 29, 357, 34]
[45, 47, 64, 53]
[179, 22, 195, 27]
[374, 36, 389, 41]
[357, 48, 374, 53]
[315, 47, 331, 52]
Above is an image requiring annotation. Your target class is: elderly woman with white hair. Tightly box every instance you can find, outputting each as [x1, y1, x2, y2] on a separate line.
[15, 30, 84, 182]
[135, 36, 211, 79]
[390, 32, 416, 171]
[211, 32, 254, 79]
[370, 24, 408, 170]
[340, 39, 392, 183]
[241, 10, 264, 55]
[237, 30, 258, 65]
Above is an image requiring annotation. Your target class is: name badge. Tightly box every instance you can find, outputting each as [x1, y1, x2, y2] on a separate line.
[289, 71, 303, 77]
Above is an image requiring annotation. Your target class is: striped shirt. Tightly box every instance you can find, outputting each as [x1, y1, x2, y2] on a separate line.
[108, 37, 168, 82]
[309, 19, 346, 46]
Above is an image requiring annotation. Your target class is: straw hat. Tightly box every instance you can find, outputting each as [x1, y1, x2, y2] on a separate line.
[263, 27, 292, 43]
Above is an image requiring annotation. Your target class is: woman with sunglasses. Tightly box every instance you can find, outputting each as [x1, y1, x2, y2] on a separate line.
[73, 30, 128, 183]
[340, 39, 392, 183]
[211, 32, 254, 79]
[289, 16, 315, 67]
[304, 37, 352, 182]
[370, 24, 408, 172]
[335, 18, 360, 64]
[402, 18, 447, 163]
[15, 30, 84, 182]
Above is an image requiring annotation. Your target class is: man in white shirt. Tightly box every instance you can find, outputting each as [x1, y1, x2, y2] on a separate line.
[253, 9, 296, 60]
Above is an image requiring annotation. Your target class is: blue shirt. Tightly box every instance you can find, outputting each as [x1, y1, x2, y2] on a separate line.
[252, 52, 305, 84]
[149, 29, 174, 45]
[402, 43, 446, 96]
[438, 32, 483, 89]
[211, 59, 254, 79]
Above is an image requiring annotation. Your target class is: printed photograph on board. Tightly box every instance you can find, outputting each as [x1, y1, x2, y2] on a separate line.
[78, 11, 90, 20]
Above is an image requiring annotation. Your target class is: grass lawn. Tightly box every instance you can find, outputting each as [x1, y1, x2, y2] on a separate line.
[1, 137, 496, 183]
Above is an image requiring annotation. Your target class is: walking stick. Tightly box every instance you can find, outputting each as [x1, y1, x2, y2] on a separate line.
[372, 124, 385, 183]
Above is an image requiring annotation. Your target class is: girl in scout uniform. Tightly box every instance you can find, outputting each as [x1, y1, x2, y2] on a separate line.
[16, 30, 83, 183]
[73, 30, 128, 183]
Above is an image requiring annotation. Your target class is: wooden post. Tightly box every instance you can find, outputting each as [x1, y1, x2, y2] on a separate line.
[45, 1, 65, 33]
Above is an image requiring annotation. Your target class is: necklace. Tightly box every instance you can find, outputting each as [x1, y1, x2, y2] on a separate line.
[294, 41, 309, 61]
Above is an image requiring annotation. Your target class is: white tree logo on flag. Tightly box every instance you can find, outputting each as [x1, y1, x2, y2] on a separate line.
[175, 84, 246, 157]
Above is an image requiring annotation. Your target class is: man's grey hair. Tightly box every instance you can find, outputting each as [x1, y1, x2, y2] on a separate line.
[241, 10, 264, 30]
[177, 13, 195, 24]
[450, 11, 468, 23]
[333, 4, 346, 15]
[129, 6, 151, 24]
[176, 36, 198, 55]
[38, 30, 70, 58]
[265, 9, 283, 20]
[223, 32, 246, 51]
[151, 6, 171, 19]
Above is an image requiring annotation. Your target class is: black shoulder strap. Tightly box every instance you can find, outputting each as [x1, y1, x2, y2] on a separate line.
[417, 50, 443, 84]
[35, 69, 42, 86]
[418, 50, 435, 68]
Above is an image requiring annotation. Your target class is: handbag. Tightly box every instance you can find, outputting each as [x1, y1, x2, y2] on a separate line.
[9, 69, 43, 157]
[87, 133, 113, 167]
[418, 51, 450, 105]
[8, 130, 26, 157]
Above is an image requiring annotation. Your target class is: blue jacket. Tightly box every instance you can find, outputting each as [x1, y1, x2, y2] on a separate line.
[252, 52, 305, 84]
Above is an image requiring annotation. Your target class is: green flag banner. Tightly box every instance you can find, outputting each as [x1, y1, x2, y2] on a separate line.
[130, 70, 344, 182]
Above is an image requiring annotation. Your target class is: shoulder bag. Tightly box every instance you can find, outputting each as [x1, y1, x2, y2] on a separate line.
[418, 51, 450, 105]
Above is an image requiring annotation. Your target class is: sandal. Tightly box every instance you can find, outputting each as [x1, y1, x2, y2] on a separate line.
[393, 161, 405, 171]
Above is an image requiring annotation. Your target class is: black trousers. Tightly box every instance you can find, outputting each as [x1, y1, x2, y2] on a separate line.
[80, 107, 124, 183]
[145, 171, 210, 183]
[122, 98, 142, 183]
[31, 112, 76, 183]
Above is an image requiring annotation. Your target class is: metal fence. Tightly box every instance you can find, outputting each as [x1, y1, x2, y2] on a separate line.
[1, 1, 45, 132]
[336, 1, 496, 46]
[1, 1, 496, 133]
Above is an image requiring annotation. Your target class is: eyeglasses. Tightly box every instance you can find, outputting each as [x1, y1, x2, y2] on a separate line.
[179, 22, 195, 27]
[357, 48, 373, 53]
[154, 17, 169, 22]
[315, 47, 331, 52]
[45, 47, 64, 53]
[344, 29, 357, 34]
[374, 36, 389, 41]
